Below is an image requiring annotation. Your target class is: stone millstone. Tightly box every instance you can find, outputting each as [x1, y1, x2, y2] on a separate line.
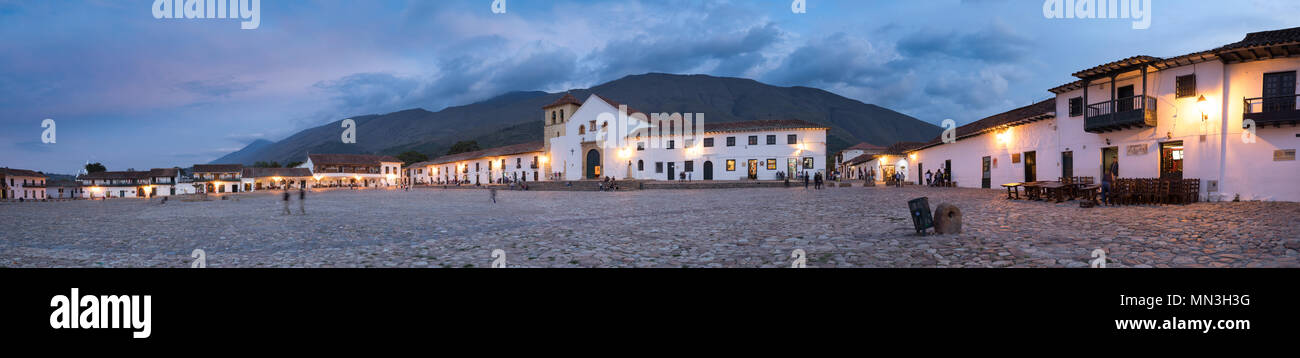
[932, 203, 962, 235]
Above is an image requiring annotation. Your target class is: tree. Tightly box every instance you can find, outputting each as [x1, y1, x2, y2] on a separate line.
[396, 151, 429, 165]
[446, 141, 481, 155]
[84, 162, 106, 173]
[253, 161, 282, 168]
[285, 161, 304, 168]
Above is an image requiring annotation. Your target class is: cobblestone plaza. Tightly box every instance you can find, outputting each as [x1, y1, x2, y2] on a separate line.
[2, 186, 1297, 268]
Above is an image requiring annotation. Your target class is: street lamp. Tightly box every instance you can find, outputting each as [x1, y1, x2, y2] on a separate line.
[1196, 95, 1210, 121]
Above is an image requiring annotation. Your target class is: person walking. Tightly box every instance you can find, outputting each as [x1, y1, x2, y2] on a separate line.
[803, 171, 810, 189]
[298, 187, 306, 215]
[489, 187, 498, 204]
[281, 190, 291, 215]
[925, 170, 933, 186]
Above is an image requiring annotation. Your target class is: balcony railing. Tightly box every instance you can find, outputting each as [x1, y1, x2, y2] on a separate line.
[1243, 94, 1300, 128]
[1085, 95, 1157, 133]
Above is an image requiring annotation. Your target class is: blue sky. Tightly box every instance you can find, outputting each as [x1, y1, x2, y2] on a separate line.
[2, 0, 1297, 173]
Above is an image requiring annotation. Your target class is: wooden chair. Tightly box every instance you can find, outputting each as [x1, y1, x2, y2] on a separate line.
[1107, 179, 1126, 205]
[1159, 180, 1176, 205]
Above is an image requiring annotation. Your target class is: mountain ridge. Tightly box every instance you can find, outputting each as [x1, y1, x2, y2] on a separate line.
[210, 73, 940, 165]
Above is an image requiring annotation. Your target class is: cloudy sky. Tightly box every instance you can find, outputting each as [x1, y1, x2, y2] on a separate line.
[2, 0, 1297, 173]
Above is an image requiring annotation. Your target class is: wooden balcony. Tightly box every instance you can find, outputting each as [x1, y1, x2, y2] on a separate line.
[1243, 94, 1300, 128]
[1085, 95, 1157, 133]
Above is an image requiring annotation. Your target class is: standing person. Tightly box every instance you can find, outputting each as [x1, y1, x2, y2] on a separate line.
[298, 187, 306, 215]
[281, 190, 291, 215]
[489, 187, 497, 204]
[925, 170, 933, 186]
[803, 171, 810, 189]
[1102, 155, 1118, 204]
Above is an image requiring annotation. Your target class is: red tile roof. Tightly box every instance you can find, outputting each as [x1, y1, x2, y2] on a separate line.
[193, 164, 244, 173]
[844, 142, 886, 151]
[307, 154, 402, 166]
[1216, 26, 1300, 51]
[241, 167, 313, 178]
[428, 142, 545, 165]
[543, 93, 582, 109]
[702, 119, 830, 133]
[593, 94, 644, 116]
[78, 170, 152, 180]
[0, 167, 45, 178]
[914, 99, 1056, 151]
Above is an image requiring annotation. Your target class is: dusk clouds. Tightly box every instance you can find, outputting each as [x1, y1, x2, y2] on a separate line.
[2, 0, 1298, 173]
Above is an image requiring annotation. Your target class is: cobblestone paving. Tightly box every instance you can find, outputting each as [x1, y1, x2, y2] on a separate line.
[2, 185, 1298, 268]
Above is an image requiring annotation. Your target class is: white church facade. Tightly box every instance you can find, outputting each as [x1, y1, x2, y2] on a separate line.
[408, 93, 829, 184]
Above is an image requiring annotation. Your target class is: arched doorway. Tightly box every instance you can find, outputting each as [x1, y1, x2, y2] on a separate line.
[703, 161, 713, 180]
[585, 149, 601, 179]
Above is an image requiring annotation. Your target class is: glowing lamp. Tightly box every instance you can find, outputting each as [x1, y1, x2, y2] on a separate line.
[1196, 95, 1210, 120]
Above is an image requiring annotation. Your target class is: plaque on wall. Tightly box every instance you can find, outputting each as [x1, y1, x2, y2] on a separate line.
[1011, 153, 1020, 163]
[1126, 144, 1148, 156]
[1275, 149, 1297, 161]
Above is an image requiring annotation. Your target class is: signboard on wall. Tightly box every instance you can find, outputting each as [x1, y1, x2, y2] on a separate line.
[1011, 153, 1020, 163]
[1275, 149, 1297, 161]
[1126, 144, 1148, 156]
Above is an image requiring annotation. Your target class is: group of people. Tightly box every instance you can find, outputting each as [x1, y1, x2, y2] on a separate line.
[599, 176, 621, 191]
[280, 188, 307, 215]
[803, 171, 826, 189]
[924, 168, 950, 187]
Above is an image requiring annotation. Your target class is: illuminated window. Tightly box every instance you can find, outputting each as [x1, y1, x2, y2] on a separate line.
[726, 160, 736, 171]
[767, 158, 777, 170]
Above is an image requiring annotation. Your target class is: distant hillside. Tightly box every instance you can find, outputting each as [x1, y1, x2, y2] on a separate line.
[214, 73, 940, 165]
[210, 139, 273, 164]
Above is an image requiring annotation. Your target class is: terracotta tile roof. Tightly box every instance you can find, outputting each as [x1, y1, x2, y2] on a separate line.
[1216, 26, 1300, 51]
[148, 168, 180, 178]
[702, 119, 830, 133]
[0, 167, 45, 178]
[307, 154, 402, 166]
[46, 179, 81, 187]
[844, 142, 886, 151]
[241, 167, 314, 178]
[78, 170, 152, 180]
[914, 99, 1056, 151]
[593, 94, 644, 116]
[844, 153, 878, 166]
[429, 142, 545, 165]
[884, 141, 926, 155]
[543, 93, 582, 109]
[1071, 55, 1161, 79]
[193, 164, 244, 173]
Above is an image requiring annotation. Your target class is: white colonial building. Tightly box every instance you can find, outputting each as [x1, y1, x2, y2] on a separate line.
[240, 167, 315, 191]
[905, 26, 1300, 202]
[408, 93, 830, 184]
[78, 168, 183, 199]
[835, 142, 887, 179]
[298, 154, 403, 188]
[1, 167, 47, 201]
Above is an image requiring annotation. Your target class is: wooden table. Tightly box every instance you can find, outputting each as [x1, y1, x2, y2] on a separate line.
[1000, 182, 1022, 200]
[1022, 181, 1043, 201]
[1078, 184, 1101, 205]
[1039, 182, 1067, 203]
